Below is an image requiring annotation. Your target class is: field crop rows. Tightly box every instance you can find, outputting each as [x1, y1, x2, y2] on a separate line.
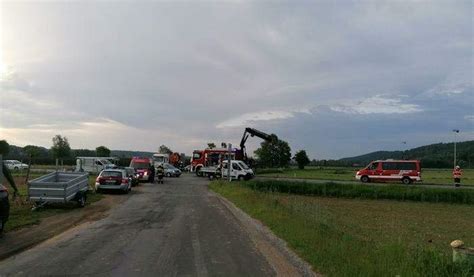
[210, 181, 474, 276]
[257, 166, 474, 186]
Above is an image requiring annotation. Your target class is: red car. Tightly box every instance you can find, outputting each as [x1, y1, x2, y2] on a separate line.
[355, 160, 421, 184]
[130, 157, 153, 182]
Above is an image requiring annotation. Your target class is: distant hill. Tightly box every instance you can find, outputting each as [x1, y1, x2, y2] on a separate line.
[340, 140, 474, 168]
[110, 150, 154, 158]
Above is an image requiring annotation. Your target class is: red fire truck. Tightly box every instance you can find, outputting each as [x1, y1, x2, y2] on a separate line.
[191, 148, 240, 175]
[191, 127, 276, 175]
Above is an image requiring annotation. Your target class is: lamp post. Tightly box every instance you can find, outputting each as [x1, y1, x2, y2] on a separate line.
[453, 129, 460, 168]
[402, 141, 407, 159]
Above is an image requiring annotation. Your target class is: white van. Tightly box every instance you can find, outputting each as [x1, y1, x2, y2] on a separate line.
[75, 157, 117, 173]
[221, 160, 254, 181]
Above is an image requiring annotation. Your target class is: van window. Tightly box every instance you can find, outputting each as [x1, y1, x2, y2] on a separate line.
[368, 162, 378, 170]
[130, 161, 149, 169]
[232, 163, 241, 170]
[382, 162, 416, 170]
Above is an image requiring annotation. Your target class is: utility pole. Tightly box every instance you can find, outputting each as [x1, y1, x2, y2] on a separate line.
[402, 141, 407, 160]
[228, 143, 232, 182]
[453, 129, 460, 168]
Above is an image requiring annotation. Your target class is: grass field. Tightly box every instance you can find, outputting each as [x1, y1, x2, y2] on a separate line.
[210, 181, 474, 276]
[258, 167, 474, 186]
[5, 173, 102, 232]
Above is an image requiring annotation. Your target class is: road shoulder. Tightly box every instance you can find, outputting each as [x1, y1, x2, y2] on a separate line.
[0, 193, 127, 261]
[209, 189, 318, 277]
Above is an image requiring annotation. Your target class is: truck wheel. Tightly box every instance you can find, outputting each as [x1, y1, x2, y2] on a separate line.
[360, 176, 370, 183]
[402, 177, 412, 185]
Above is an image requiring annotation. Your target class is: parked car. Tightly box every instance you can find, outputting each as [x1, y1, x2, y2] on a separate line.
[124, 167, 139, 186]
[95, 169, 132, 193]
[4, 160, 28, 171]
[0, 183, 9, 236]
[355, 160, 421, 184]
[164, 163, 181, 177]
[130, 157, 153, 182]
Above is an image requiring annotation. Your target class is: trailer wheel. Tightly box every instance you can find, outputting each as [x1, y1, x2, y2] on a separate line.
[77, 192, 86, 208]
[360, 175, 370, 183]
[402, 177, 412, 185]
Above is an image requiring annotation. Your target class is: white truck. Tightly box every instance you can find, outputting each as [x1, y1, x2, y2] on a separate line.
[201, 160, 254, 181]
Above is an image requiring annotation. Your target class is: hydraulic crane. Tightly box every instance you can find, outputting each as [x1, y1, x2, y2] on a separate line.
[239, 127, 276, 162]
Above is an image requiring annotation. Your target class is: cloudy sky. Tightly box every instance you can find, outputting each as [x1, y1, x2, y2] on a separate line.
[0, 1, 472, 159]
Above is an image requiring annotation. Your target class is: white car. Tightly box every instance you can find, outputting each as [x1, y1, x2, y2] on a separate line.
[95, 169, 132, 194]
[4, 160, 29, 171]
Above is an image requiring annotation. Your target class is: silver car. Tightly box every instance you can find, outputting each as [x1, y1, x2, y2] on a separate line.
[164, 163, 181, 177]
[95, 169, 132, 193]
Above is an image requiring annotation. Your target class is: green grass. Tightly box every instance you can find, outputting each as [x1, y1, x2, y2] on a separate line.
[210, 181, 474, 276]
[259, 166, 474, 186]
[5, 174, 102, 232]
[243, 180, 474, 204]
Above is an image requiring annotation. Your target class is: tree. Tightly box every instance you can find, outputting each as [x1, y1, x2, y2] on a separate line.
[51, 135, 71, 159]
[23, 145, 43, 158]
[159, 145, 172, 154]
[294, 150, 311, 169]
[96, 146, 111, 157]
[254, 135, 291, 168]
[207, 143, 216, 149]
[0, 140, 10, 156]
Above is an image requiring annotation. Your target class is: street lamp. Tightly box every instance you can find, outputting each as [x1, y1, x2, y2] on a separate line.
[402, 141, 407, 160]
[453, 129, 460, 168]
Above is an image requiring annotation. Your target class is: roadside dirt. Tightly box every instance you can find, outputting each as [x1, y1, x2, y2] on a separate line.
[0, 192, 128, 261]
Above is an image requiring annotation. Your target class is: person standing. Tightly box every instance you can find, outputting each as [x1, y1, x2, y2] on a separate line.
[453, 165, 462, 187]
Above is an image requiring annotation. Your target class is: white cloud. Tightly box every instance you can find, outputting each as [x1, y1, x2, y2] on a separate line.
[216, 108, 311, 128]
[330, 95, 422, 115]
[464, 115, 474, 122]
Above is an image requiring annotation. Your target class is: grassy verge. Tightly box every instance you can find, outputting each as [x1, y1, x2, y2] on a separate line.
[6, 174, 102, 232]
[210, 181, 474, 276]
[244, 180, 474, 204]
[258, 167, 474, 186]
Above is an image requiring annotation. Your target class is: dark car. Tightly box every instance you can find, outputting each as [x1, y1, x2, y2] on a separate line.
[125, 167, 140, 186]
[0, 184, 10, 236]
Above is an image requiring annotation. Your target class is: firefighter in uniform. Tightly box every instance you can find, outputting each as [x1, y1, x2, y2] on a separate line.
[156, 164, 164, 184]
[453, 165, 462, 187]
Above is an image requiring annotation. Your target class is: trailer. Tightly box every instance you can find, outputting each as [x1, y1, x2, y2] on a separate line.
[28, 172, 89, 209]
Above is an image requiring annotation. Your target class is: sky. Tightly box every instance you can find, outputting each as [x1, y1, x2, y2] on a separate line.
[0, 1, 473, 159]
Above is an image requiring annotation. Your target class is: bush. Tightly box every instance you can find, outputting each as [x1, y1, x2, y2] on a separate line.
[242, 180, 474, 204]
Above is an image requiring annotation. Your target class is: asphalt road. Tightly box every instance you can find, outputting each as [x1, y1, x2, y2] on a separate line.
[0, 174, 276, 276]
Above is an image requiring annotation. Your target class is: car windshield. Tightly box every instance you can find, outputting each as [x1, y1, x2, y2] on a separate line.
[238, 161, 249, 170]
[101, 159, 112, 165]
[100, 171, 122, 178]
[131, 161, 149, 169]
